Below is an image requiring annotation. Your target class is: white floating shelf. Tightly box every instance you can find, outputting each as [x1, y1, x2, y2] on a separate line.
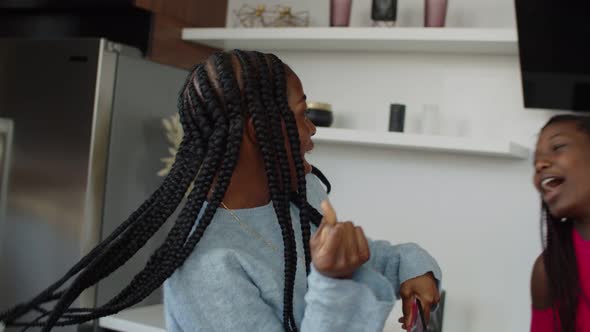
[99, 305, 166, 332]
[314, 128, 529, 159]
[182, 27, 518, 55]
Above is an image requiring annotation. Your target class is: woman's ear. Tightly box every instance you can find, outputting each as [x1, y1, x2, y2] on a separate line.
[245, 117, 258, 145]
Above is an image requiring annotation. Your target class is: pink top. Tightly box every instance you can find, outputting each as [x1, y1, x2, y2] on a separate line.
[531, 228, 590, 331]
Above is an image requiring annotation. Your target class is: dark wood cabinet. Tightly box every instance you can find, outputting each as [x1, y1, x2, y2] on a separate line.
[134, 0, 227, 69]
[0, 0, 227, 69]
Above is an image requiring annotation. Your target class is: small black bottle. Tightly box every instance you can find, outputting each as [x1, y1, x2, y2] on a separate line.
[371, 0, 397, 27]
[388, 103, 405, 132]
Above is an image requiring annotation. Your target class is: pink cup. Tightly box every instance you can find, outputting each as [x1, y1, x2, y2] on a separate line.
[331, 0, 352, 27]
[425, 0, 448, 27]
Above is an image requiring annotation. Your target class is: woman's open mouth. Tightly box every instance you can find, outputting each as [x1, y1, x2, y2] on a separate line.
[541, 176, 565, 203]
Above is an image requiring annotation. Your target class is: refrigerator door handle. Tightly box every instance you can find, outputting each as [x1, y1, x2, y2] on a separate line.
[0, 118, 13, 279]
[0, 118, 13, 215]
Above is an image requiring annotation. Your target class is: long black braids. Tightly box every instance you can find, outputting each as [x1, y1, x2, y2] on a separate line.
[253, 51, 303, 331]
[55, 57, 243, 323]
[542, 204, 578, 332]
[0, 50, 327, 331]
[71, 65, 229, 316]
[540, 114, 590, 332]
[1, 130, 202, 329]
[1, 63, 215, 330]
[75, 70, 231, 317]
[233, 50, 299, 332]
[0, 105, 199, 327]
[267, 54, 315, 275]
[266, 54, 335, 280]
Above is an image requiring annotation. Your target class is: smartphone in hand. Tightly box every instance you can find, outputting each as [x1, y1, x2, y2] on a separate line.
[410, 299, 427, 332]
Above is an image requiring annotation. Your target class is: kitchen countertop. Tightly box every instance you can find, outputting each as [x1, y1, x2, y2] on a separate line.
[98, 304, 166, 332]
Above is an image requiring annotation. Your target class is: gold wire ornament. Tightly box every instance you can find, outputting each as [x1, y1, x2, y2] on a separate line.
[233, 4, 309, 27]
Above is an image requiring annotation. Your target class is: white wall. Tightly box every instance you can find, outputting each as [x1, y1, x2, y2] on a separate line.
[293, 50, 554, 332]
[226, 0, 562, 331]
[308, 146, 538, 332]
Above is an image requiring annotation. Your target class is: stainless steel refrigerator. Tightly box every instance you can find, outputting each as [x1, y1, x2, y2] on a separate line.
[0, 38, 188, 331]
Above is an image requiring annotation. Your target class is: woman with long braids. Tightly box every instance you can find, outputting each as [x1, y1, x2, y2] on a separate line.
[0, 50, 441, 332]
[531, 114, 590, 331]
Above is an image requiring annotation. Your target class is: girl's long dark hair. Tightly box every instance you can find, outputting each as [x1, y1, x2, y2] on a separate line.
[541, 114, 590, 332]
[542, 204, 577, 332]
[0, 50, 327, 332]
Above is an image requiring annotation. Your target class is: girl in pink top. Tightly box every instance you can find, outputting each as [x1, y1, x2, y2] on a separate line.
[531, 115, 590, 332]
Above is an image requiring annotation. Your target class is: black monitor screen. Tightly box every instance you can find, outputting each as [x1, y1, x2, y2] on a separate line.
[515, 0, 590, 112]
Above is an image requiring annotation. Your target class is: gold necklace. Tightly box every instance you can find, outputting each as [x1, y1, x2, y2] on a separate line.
[220, 202, 306, 265]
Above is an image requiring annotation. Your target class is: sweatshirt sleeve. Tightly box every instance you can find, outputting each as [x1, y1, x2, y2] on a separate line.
[164, 249, 394, 332]
[305, 173, 442, 296]
[367, 240, 442, 298]
[302, 264, 394, 331]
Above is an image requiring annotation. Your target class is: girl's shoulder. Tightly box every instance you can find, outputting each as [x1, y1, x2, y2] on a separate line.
[531, 254, 552, 310]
